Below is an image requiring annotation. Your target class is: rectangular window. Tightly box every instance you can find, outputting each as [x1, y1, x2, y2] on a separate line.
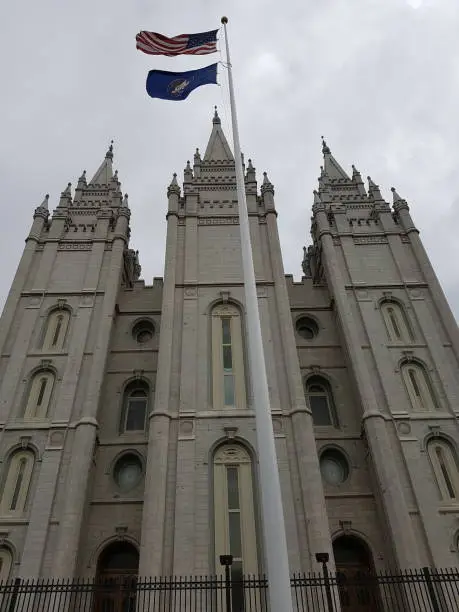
[222, 319, 235, 406]
[125, 399, 146, 431]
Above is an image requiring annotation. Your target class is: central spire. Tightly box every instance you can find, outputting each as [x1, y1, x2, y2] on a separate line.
[89, 140, 114, 185]
[203, 106, 233, 161]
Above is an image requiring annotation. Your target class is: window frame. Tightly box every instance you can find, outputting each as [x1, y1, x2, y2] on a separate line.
[213, 444, 258, 577]
[304, 375, 338, 427]
[23, 370, 55, 419]
[0, 548, 13, 582]
[120, 381, 149, 434]
[427, 438, 459, 502]
[42, 308, 71, 351]
[380, 300, 413, 343]
[401, 361, 438, 412]
[211, 304, 246, 410]
[0, 450, 35, 516]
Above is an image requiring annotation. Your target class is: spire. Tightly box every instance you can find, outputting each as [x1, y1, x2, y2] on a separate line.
[321, 136, 350, 180]
[39, 194, 49, 210]
[204, 108, 233, 161]
[261, 171, 274, 195]
[184, 160, 193, 182]
[367, 176, 383, 201]
[194, 148, 201, 164]
[89, 141, 114, 185]
[122, 193, 130, 209]
[245, 158, 256, 182]
[58, 183, 72, 207]
[77, 170, 87, 189]
[34, 193, 50, 219]
[167, 172, 181, 197]
[391, 187, 406, 204]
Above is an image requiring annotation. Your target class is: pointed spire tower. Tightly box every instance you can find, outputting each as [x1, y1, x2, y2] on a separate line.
[203, 107, 234, 161]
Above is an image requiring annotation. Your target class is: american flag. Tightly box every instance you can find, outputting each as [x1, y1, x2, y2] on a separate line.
[136, 29, 218, 56]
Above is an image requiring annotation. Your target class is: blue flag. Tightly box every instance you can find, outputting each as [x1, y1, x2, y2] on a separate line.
[146, 63, 218, 101]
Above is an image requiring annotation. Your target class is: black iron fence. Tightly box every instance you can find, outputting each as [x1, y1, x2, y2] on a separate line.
[0, 568, 458, 611]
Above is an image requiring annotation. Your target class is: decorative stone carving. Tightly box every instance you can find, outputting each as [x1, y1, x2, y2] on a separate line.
[214, 445, 250, 464]
[115, 526, 128, 540]
[223, 426, 238, 439]
[397, 422, 411, 435]
[48, 430, 65, 448]
[339, 520, 352, 534]
[20, 436, 31, 449]
[180, 420, 194, 435]
[198, 217, 239, 225]
[184, 287, 198, 298]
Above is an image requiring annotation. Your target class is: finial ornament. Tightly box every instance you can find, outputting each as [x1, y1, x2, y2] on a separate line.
[106, 140, 114, 159]
[321, 136, 331, 154]
[391, 187, 404, 203]
[248, 159, 254, 170]
[213, 106, 221, 124]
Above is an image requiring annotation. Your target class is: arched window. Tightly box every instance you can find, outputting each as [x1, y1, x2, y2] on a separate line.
[427, 439, 459, 501]
[211, 304, 246, 410]
[381, 300, 413, 343]
[304, 376, 338, 426]
[42, 309, 70, 351]
[213, 444, 258, 587]
[0, 450, 35, 516]
[24, 370, 55, 419]
[120, 381, 149, 433]
[0, 548, 13, 582]
[401, 361, 438, 412]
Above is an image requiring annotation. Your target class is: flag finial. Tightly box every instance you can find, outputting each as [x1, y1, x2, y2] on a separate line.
[221, 16, 228, 24]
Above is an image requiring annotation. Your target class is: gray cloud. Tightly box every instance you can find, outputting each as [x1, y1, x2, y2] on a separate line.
[1, 0, 458, 319]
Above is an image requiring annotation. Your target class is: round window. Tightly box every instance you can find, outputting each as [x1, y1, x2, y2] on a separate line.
[296, 316, 319, 340]
[114, 454, 143, 491]
[320, 449, 349, 485]
[132, 320, 155, 344]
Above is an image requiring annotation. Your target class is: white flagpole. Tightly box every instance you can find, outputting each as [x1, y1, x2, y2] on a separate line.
[220, 17, 294, 612]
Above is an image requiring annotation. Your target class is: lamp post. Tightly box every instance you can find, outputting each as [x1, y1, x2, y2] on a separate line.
[220, 555, 233, 612]
[316, 552, 334, 612]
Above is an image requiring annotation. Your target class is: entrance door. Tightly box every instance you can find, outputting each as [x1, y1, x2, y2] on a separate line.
[94, 542, 139, 612]
[333, 535, 380, 612]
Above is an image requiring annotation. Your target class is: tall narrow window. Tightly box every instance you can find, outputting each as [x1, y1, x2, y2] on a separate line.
[212, 304, 246, 410]
[428, 439, 459, 501]
[42, 308, 70, 351]
[214, 445, 258, 582]
[0, 451, 34, 516]
[304, 376, 338, 426]
[120, 381, 149, 433]
[381, 300, 413, 343]
[401, 362, 438, 412]
[24, 370, 55, 419]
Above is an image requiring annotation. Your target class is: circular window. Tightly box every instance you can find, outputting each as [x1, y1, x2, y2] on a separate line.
[320, 449, 349, 485]
[132, 320, 155, 344]
[296, 316, 319, 340]
[114, 454, 143, 491]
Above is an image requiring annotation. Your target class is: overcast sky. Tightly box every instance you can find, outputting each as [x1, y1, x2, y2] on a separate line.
[1, 0, 458, 319]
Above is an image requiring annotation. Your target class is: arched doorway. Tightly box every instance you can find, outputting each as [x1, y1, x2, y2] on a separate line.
[94, 541, 139, 612]
[333, 535, 380, 612]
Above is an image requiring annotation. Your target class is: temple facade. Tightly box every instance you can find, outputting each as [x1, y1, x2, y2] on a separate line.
[0, 111, 458, 588]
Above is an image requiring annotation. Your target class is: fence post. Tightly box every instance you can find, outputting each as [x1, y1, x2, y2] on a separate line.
[220, 554, 233, 612]
[7, 577, 21, 612]
[316, 553, 334, 612]
[422, 567, 441, 612]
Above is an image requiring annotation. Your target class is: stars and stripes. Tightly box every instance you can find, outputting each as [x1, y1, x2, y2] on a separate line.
[136, 29, 218, 56]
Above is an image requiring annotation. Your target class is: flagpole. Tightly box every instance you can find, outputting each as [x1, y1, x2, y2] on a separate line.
[220, 17, 294, 612]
